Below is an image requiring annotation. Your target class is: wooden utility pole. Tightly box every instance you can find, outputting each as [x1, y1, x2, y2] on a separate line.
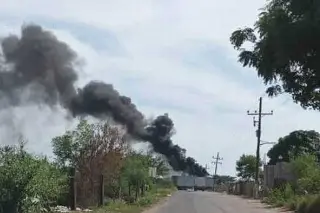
[247, 97, 273, 196]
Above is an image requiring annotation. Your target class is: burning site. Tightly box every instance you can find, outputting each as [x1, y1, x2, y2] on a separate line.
[0, 24, 208, 177]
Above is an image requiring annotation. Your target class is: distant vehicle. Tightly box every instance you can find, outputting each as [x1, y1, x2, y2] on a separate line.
[205, 177, 214, 191]
[173, 175, 195, 190]
[172, 175, 214, 191]
[194, 177, 206, 191]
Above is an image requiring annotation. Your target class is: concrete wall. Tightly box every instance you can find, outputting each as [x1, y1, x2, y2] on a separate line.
[226, 162, 295, 198]
[263, 164, 275, 189]
[274, 162, 295, 180]
[263, 162, 295, 190]
[229, 181, 254, 197]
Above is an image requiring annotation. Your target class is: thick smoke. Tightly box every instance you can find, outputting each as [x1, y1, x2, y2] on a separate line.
[0, 24, 208, 176]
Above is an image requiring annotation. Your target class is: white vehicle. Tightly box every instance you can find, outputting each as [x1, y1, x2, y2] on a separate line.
[187, 188, 194, 192]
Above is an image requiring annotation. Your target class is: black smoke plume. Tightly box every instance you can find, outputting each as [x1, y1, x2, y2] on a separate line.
[0, 24, 208, 176]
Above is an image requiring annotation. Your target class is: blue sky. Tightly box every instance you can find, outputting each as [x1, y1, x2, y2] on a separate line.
[0, 0, 320, 176]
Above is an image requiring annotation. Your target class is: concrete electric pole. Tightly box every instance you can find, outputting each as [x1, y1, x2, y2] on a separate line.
[247, 97, 273, 198]
[212, 152, 223, 191]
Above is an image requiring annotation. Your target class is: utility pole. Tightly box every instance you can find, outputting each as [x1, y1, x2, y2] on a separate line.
[212, 152, 223, 191]
[247, 97, 273, 197]
[212, 152, 223, 176]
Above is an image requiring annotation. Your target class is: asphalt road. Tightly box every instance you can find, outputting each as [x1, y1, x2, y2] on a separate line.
[144, 191, 284, 213]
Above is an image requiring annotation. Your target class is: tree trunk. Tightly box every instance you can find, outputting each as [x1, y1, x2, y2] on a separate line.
[135, 184, 139, 200]
[118, 185, 122, 199]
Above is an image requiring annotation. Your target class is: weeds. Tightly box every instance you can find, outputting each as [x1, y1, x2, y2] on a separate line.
[265, 154, 320, 213]
[93, 185, 175, 213]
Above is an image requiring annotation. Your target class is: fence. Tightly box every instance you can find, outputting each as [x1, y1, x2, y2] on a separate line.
[227, 162, 295, 199]
[227, 180, 255, 197]
[68, 169, 104, 210]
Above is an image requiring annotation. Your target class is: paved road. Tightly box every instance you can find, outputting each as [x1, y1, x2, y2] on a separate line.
[144, 191, 284, 213]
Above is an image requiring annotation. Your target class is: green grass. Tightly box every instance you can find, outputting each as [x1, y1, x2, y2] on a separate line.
[263, 184, 320, 213]
[92, 187, 175, 213]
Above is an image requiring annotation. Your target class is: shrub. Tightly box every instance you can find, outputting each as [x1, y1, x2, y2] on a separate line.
[285, 195, 299, 211]
[123, 195, 135, 204]
[297, 197, 309, 213]
[0, 145, 68, 213]
[154, 178, 175, 189]
[305, 196, 320, 213]
[291, 155, 320, 194]
[137, 196, 153, 207]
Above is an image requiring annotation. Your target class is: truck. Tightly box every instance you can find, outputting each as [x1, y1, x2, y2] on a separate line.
[172, 175, 215, 191]
[173, 175, 195, 190]
[205, 177, 214, 191]
[194, 177, 206, 191]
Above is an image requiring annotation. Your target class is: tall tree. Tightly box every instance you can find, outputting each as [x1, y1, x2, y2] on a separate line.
[119, 151, 155, 200]
[236, 154, 261, 180]
[267, 130, 320, 165]
[230, 0, 320, 109]
[51, 119, 128, 206]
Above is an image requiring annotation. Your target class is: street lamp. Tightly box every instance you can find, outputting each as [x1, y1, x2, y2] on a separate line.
[260, 140, 276, 146]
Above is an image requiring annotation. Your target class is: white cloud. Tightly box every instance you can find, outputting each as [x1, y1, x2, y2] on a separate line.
[0, 0, 320, 176]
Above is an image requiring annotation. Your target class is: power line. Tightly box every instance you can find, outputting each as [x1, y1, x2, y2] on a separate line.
[247, 97, 273, 188]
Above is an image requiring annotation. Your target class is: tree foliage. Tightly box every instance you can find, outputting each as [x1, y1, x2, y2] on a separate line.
[51, 119, 172, 204]
[0, 143, 67, 213]
[291, 154, 320, 194]
[236, 154, 261, 180]
[52, 119, 129, 206]
[267, 130, 320, 165]
[120, 153, 150, 200]
[151, 156, 170, 177]
[145, 153, 170, 177]
[0, 118, 176, 211]
[52, 119, 128, 174]
[230, 0, 320, 110]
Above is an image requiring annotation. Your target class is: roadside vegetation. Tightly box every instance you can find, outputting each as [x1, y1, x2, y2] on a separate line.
[235, 130, 320, 213]
[93, 185, 174, 213]
[230, 0, 320, 212]
[235, 154, 261, 181]
[263, 154, 320, 213]
[0, 119, 176, 213]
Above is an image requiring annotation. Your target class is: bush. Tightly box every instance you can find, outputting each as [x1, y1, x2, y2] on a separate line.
[123, 195, 135, 204]
[154, 178, 175, 189]
[285, 195, 300, 211]
[305, 196, 320, 213]
[291, 155, 320, 194]
[0, 145, 68, 213]
[265, 184, 294, 207]
[297, 196, 309, 213]
[136, 196, 153, 207]
[263, 154, 320, 213]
